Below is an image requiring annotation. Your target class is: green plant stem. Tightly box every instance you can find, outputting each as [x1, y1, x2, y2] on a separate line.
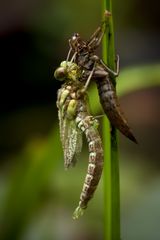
[102, 1, 120, 240]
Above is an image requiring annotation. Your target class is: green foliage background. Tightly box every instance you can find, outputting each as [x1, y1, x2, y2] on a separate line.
[0, 0, 160, 240]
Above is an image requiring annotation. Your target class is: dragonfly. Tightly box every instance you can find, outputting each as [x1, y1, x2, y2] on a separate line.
[54, 60, 104, 219]
[67, 10, 137, 143]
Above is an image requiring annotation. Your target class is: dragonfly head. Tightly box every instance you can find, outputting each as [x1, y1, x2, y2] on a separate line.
[54, 66, 67, 81]
[69, 33, 87, 53]
[69, 33, 80, 50]
[54, 61, 80, 82]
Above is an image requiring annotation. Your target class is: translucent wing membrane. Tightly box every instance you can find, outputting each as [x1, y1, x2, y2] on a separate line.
[57, 87, 82, 169]
[64, 119, 82, 168]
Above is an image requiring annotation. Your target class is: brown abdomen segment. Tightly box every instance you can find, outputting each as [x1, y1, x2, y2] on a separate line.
[96, 77, 137, 144]
[79, 128, 103, 209]
[72, 116, 103, 219]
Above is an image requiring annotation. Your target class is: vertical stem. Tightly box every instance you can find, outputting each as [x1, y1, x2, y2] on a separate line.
[102, 1, 120, 240]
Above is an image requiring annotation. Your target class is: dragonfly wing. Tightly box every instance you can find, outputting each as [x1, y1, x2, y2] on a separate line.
[69, 126, 82, 167]
[75, 128, 83, 156]
[59, 109, 82, 169]
[64, 120, 82, 169]
[58, 108, 66, 150]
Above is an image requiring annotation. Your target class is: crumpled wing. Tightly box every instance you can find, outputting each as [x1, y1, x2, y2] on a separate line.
[58, 109, 82, 169]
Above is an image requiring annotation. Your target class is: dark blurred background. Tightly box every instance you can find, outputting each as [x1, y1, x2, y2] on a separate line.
[0, 0, 160, 240]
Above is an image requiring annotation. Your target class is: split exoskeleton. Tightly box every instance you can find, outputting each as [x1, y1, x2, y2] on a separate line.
[67, 11, 137, 144]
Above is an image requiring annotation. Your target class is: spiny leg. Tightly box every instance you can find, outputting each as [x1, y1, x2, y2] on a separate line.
[87, 26, 102, 46]
[87, 23, 107, 50]
[99, 54, 120, 77]
[87, 11, 111, 50]
[87, 10, 111, 49]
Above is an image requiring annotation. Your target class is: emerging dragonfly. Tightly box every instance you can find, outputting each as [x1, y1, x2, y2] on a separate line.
[54, 60, 104, 219]
[67, 10, 137, 143]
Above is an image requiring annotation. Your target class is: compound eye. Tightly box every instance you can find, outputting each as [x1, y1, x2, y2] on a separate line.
[54, 67, 67, 81]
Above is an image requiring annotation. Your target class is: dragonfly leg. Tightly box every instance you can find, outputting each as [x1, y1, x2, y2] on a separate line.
[87, 23, 108, 50]
[77, 62, 97, 98]
[89, 55, 108, 78]
[87, 26, 103, 48]
[67, 40, 77, 62]
[83, 62, 96, 91]
[115, 54, 120, 76]
[81, 54, 109, 82]
[95, 10, 112, 48]
[99, 54, 120, 77]
[94, 114, 105, 119]
[87, 11, 111, 50]
[70, 51, 77, 63]
[66, 47, 72, 61]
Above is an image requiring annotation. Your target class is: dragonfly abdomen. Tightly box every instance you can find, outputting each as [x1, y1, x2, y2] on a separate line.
[73, 113, 103, 219]
[96, 76, 137, 143]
